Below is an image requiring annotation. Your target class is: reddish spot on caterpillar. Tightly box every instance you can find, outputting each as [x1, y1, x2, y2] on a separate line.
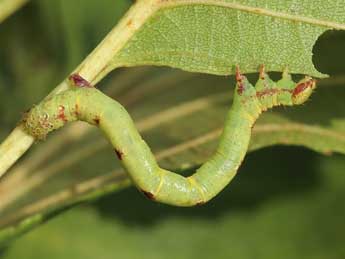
[259, 64, 266, 80]
[69, 73, 92, 88]
[74, 103, 80, 117]
[141, 190, 155, 200]
[114, 149, 124, 160]
[57, 105, 67, 122]
[256, 88, 292, 98]
[292, 79, 315, 97]
[127, 19, 133, 26]
[257, 88, 276, 98]
[235, 66, 245, 95]
[93, 116, 100, 125]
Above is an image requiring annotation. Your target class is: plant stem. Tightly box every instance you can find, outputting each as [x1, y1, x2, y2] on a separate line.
[0, 126, 34, 178]
[0, 0, 29, 24]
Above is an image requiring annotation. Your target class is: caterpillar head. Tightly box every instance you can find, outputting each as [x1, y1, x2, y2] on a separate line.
[292, 77, 316, 105]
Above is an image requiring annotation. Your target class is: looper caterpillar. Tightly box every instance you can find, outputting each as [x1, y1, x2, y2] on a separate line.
[22, 66, 316, 206]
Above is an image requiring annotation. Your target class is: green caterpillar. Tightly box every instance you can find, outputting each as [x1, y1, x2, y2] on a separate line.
[22, 66, 316, 206]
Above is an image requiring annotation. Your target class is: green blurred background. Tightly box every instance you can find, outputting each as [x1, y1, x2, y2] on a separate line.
[0, 1, 345, 258]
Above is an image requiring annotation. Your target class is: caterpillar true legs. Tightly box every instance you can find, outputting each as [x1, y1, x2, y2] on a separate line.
[22, 67, 316, 206]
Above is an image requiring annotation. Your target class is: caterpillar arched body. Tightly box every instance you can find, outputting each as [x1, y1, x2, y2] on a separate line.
[22, 67, 316, 206]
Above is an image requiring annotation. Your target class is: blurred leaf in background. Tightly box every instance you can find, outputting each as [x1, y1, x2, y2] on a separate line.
[3, 149, 345, 259]
[0, 0, 344, 258]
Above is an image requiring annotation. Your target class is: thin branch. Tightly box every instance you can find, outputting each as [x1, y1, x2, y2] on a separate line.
[0, 0, 29, 24]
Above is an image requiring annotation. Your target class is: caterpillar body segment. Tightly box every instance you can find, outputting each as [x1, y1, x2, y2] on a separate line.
[22, 69, 316, 206]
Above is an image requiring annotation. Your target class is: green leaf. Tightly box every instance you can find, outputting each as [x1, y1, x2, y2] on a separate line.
[111, 0, 345, 77]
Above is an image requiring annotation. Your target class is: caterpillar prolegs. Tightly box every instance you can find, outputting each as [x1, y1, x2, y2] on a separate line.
[22, 67, 316, 206]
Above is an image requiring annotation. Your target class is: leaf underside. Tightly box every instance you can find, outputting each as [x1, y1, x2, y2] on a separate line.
[113, 0, 345, 77]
